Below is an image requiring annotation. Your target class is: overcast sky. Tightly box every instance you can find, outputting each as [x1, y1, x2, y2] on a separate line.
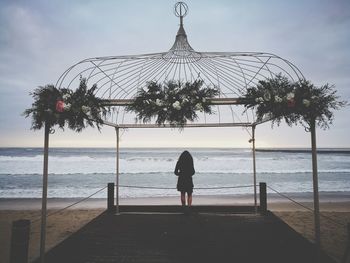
[0, 0, 349, 148]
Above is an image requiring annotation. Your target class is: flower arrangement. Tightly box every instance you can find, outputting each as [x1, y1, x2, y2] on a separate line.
[242, 74, 347, 129]
[23, 78, 107, 132]
[126, 80, 219, 128]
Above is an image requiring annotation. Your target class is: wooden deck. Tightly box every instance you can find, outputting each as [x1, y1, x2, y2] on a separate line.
[34, 206, 335, 263]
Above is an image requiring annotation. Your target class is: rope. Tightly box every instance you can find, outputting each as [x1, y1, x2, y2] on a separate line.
[119, 185, 173, 190]
[267, 185, 346, 228]
[197, 185, 253, 190]
[30, 184, 346, 228]
[32, 186, 107, 223]
[267, 186, 314, 212]
[117, 184, 254, 190]
[30, 184, 252, 224]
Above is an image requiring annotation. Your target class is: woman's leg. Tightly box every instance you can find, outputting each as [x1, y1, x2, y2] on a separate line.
[181, 192, 186, 205]
[187, 194, 192, 206]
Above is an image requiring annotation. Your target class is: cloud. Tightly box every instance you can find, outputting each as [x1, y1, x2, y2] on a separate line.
[0, 0, 349, 147]
[0, 4, 52, 58]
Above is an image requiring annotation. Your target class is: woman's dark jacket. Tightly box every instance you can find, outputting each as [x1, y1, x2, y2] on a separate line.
[174, 159, 195, 192]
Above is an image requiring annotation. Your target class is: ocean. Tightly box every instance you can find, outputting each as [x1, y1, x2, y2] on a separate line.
[0, 148, 349, 199]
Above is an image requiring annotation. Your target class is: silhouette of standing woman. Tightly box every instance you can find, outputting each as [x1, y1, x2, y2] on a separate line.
[174, 151, 195, 207]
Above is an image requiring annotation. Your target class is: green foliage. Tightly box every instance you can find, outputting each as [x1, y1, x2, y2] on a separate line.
[126, 80, 219, 128]
[242, 74, 347, 129]
[23, 78, 108, 132]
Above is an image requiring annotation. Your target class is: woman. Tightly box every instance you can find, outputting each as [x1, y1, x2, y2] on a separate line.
[174, 150, 195, 206]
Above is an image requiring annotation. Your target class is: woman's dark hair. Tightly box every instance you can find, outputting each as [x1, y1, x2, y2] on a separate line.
[178, 150, 193, 167]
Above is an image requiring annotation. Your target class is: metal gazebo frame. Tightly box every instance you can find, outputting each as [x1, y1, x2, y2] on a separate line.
[39, 2, 322, 262]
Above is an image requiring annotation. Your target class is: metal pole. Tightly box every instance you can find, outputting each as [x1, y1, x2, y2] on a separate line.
[115, 127, 120, 214]
[40, 123, 50, 263]
[310, 119, 321, 260]
[252, 125, 257, 213]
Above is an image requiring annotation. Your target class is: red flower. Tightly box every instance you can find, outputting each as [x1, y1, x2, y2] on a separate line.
[56, 100, 65, 112]
[287, 99, 296, 108]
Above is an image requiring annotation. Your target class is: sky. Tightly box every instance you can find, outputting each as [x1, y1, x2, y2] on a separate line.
[0, 0, 349, 148]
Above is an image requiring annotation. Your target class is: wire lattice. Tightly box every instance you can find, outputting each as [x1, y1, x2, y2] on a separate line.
[55, 3, 304, 127]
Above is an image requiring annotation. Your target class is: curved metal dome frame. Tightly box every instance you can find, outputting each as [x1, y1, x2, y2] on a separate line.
[55, 2, 304, 129]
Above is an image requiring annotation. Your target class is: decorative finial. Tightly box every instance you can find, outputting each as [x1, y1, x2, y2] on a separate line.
[174, 2, 188, 25]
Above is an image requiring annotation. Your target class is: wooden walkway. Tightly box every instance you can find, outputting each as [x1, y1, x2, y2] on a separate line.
[34, 206, 335, 263]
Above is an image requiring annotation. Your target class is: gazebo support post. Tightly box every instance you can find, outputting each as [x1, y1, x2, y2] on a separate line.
[115, 127, 120, 214]
[40, 123, 50, 263]
[252, 125, 257, 213]
[310, 118, 321, 259]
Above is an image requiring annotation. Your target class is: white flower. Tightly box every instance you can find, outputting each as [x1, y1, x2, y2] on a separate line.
[286, 92, 295, 101]
[263, 92, 271, 101]
[163, 107, 167, 112]
[172, 101, 181, 110]
[64, 103, 71, 111]
[274, 96, 283, 103]
[142, 86, 149, 92]
[195, 103, 203, 111]
[155, 99, 162, 106]
[62, 94, 70, 101]
[303, 99, 310, 107]
[81, 105, 91, 114]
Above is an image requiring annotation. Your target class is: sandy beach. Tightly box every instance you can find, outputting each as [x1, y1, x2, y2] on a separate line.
[1, 196, 349, 263]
